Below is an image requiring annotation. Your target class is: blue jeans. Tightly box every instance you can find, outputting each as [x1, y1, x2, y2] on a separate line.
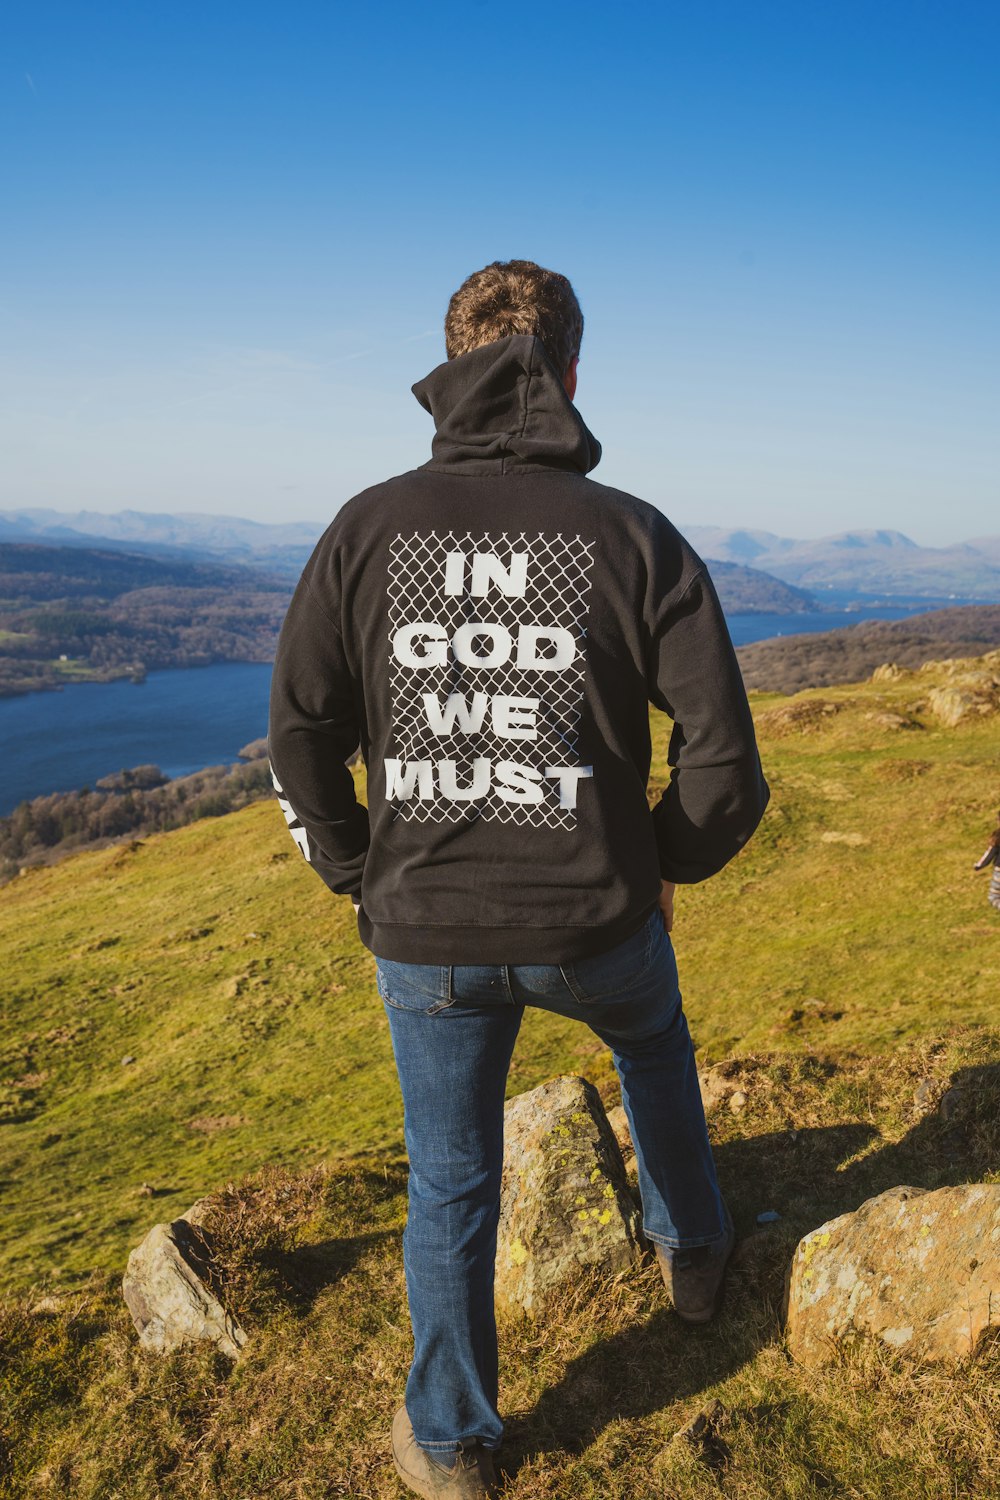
[377, 907, 725, 1456]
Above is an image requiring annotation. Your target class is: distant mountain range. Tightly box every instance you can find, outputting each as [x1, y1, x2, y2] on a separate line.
[3, 508, 998, 601]
[0, 507, 813, 613]
[0, 508, 320, 574]
[683, 526, 1000, 598]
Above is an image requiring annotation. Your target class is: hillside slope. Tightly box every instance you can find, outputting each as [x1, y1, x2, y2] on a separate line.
[1, 657, 999, 1498]
[0, 543, 289, 696]
[0, 656, 997, 1293]
[699, 559, 814, 613]
[736, 603, 1000, 691]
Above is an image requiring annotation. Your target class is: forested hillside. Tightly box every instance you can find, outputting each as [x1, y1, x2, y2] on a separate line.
[737, 603, 1000, 691]
[0, 544, 289, 696]
[0, 541, 816, 701]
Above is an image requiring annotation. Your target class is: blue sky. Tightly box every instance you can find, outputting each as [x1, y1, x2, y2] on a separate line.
[3, 1, 998, 544]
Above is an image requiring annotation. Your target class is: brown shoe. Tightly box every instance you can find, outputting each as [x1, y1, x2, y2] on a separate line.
[391, 1406, 499, 1499]
[656, 1201, 735, 1324]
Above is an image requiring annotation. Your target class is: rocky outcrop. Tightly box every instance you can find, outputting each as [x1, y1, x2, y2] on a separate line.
[496, 1076, 641, 1315]
[785, 1184, 1000, 1367]
[923, 654, 1000, 725]
[927, 681, 999, 726]
[122, 1216, 246, 1359]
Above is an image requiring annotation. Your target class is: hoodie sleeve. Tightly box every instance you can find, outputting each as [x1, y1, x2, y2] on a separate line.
[268, 573, 369, 898]
[646, 561, 769, 884]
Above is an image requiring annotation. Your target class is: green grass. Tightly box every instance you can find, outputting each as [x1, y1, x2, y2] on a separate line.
[1, 661, 996, 1290]
[1, 655, 998, 1497]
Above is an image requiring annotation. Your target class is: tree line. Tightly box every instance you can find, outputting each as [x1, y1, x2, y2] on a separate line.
[1, 752, 274, 882]
[736, 604, 1000, 692]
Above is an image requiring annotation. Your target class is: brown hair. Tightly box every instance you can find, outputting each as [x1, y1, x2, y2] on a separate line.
[444, 259, 584, 377]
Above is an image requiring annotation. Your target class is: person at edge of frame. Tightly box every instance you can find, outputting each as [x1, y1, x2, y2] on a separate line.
[268, 259, 769, 1499]
[973, 810, 1000, 910]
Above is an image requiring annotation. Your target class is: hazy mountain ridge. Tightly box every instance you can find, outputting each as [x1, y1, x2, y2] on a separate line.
[0, 508, 321, 576]
[7, 508, 1000, 598]
[685, 525, 1000, 596]
[0, 512, 816, 615]
[697, 559, 814, 612]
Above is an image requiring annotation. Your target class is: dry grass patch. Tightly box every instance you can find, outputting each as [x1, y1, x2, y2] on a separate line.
[3, 1032, 999, 1498]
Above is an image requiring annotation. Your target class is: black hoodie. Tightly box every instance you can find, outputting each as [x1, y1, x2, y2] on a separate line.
[268, 334, 768, 963]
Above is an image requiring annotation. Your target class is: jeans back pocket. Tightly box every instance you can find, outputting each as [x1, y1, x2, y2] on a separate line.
[561, 910, 660, 1003]
[376, 959, 454, 1015]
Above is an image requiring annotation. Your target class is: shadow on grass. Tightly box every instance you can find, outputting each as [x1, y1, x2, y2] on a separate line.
[201, 1163, 408, 1323]
[508, 1062, 1000, 1472]
[259, 1228, 397, 1310]
[505, 1124, 876, 1473]
[840, 1062, 1000, 1204]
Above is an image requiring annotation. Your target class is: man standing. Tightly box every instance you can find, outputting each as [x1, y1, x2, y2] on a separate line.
[269, 260, 768, 1499]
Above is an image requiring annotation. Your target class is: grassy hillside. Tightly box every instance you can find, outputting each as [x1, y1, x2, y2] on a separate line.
[1, 655, 998, 1496]
[1, 656, 996, 1293]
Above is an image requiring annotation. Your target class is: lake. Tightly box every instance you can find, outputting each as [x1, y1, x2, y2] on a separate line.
[0, 662, 273, 815]
[725, 601, 927, 648]
[0, 597, 979, 814]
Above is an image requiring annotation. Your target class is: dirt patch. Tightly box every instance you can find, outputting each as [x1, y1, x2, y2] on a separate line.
[187, 1114, 252, 1134]
[755, 699, 843, 736]
[871, 759, 933, 782]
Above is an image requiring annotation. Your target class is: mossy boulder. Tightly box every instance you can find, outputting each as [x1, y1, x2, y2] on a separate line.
[496, 1075, 641, 1315]
[785, 1184, 1000, 1367]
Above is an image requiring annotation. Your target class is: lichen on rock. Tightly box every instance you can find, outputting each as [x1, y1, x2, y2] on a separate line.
[496, 1075, 641, 1315]
[785, 1183, 1000, 1367]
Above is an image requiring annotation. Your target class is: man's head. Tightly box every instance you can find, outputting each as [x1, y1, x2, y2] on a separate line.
[445, 259, 583, 398]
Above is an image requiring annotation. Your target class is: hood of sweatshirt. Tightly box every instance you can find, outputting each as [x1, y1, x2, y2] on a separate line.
[412, 333, 602, 477]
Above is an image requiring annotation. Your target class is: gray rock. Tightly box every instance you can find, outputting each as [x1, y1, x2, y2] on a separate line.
[496, 1076, 641, 1315]
[122, 1217, 246, 1359]
[605, 1103, 633, 1156]
[913, 1076, 939, 1114]
[866, 710, 920, 730]
[927, 673, 1000, 727]
[182, 1195, 214, 1228]
[697, 1065, 733, 1114]
[785, 1183, 1000, 1367]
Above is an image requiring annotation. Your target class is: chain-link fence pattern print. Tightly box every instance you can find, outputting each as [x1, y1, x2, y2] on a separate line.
[387, 530, 595, 828]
